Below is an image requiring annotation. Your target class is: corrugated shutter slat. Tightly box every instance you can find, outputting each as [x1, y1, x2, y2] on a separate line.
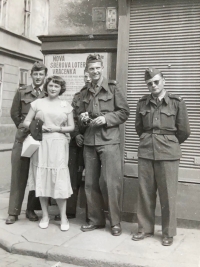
[125, 0, 200, 177]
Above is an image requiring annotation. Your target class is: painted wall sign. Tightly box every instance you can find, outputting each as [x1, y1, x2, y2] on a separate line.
[44, 53, 108, 103]
[92, 7, 106, 22]
[106, 7, 117, 30]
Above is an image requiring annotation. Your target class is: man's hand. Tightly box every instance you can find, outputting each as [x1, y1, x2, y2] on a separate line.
[91, 116, 106, 126]
[80, 112, 90, 122]
[75, 134, 84, 147]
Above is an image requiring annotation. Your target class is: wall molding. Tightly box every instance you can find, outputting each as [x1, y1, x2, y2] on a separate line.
[0, 47, 42, 63]
[38, 34, 118, 54]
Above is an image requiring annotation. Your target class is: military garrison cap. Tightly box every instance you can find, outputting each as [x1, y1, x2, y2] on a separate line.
[144, 67, 162, 81]
[31, 61, 48, 74]
[86, 54, 103, 65]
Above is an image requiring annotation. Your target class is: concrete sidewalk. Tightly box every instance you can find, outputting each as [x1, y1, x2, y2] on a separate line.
[0, 190, 200, 267]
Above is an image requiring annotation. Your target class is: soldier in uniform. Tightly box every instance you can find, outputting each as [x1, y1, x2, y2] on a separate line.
[54, 68, 90, 221]
[6, 62, 48, 224]
[79, 54, 130, 236]
[132, 67, 190, 245]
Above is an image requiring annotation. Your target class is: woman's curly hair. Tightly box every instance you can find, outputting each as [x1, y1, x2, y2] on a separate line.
[43, 75, 66, 96]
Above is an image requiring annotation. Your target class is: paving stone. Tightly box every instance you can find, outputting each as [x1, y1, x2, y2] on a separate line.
[0, 208, 8, 220]
[63, 226, 131, 253]
[22, 221, 82, 246]
[0, 227, 26, 252]
[0, 218, 38, 235]
[0, 198, 9, 210]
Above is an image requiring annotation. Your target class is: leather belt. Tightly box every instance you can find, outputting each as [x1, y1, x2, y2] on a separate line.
[145, 130, 175, 135]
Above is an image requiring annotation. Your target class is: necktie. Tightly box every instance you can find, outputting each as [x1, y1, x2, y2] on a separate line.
[35, 88, 40, 97]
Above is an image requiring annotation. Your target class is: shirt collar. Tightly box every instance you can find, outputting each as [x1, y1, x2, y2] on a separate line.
[146, 90, 169, 105]
[32, 83, 43, 92]
[88, 76, 109, 93]
[152, 89, 166, 101]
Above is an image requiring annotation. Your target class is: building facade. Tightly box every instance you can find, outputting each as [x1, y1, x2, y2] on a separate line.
[0, 0, 49, 143]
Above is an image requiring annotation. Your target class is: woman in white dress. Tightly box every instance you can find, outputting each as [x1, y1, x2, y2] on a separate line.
[23, 76, 74, 231]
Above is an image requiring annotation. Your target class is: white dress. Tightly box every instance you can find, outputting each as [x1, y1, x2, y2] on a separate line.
[28, 98, 73, 199]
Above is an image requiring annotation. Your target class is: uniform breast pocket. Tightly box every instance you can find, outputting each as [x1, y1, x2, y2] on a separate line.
[139, 109, 151, 127]
[160, 109, 176, 128]
[98, 94, 114, 112]
[21, 98, 32, 113]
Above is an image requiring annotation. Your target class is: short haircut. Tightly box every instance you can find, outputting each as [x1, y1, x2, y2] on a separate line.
[31, 61, 48, 75]
[43, 76, 66, 96]
[86, 54, 103, 68]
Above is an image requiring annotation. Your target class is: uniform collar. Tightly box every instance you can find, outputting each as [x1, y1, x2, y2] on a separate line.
[88, 77, 109, 93]
[146, 90, 169, 105]
[25, 84, 45, 98]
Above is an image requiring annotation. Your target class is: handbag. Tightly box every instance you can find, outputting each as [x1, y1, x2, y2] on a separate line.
[21, 134, 40, 157]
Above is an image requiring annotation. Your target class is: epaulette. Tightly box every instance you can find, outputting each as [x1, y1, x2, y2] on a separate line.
[139, 95, 149, 102]
[108, 80, 117, 85]
[168, 93, 182, 101]
[19, 85, 27, 90]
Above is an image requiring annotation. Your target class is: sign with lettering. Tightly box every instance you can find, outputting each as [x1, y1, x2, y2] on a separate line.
[44, 53, 108, 103]
[106, 7, 117, 30]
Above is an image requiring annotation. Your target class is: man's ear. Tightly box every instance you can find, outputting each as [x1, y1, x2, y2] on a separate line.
[163, 78, 165, 85]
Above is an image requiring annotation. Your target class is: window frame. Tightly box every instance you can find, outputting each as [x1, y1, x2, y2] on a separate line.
[23, 0, 32, 37]
[0, 65, 4, 117]
[19, 68, 28, 87]
[0, 0, 8, 28]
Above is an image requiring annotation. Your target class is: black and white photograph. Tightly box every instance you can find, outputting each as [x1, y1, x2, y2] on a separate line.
[0, 0, 199, 266]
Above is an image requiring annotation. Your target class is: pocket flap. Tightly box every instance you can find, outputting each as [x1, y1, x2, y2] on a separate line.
[161, 110, 176, 116]
[166, 135, 178, 142]
[139, 110, 150, 116]
[98, 93, 113, 101]
[83, 98, 90, 104]
[21, 98, 32, 104]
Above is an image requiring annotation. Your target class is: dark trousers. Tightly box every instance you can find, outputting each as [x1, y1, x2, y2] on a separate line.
[8, 140, 41, 216]
[137, 158, 179, 237]
[84, 144, 122, 226]
[67, 145, 84, 215]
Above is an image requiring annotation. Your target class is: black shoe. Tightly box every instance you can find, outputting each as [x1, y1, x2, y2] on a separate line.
[132, 232, 153, 241]
[111, 223, 122, 236]
[162, 236, 173, 246]
[54, 213, 76, 221]
[26, 210, 39, 221]
[6, 215, 18, 224]
[81, 224, 105, 232]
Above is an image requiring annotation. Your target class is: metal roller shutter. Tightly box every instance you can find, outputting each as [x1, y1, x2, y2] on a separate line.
[125, 0, 200, 182]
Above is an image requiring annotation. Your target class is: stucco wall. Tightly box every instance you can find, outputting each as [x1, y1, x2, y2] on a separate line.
[48, 0, 118, 35]
[0, 55, 34, 143]
[7, 0, 48, 42]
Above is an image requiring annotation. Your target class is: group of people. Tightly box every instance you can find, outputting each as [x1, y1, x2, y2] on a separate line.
[5, 54, 190, 246]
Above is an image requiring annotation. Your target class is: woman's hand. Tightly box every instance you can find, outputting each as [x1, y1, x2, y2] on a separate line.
[43, 125, 60, 133]
[42, 125, 52, 133]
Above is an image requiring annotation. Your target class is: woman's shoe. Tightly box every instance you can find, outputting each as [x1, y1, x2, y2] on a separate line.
[39, 218, 50, 229]
[60, 220, 69, 231]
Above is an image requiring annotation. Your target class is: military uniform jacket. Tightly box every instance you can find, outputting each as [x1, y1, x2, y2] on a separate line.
[78, 77, 130, 146]
[70, 91, 85, 147]
[11, 84, 46, 142]
[135, 91, 190, 160]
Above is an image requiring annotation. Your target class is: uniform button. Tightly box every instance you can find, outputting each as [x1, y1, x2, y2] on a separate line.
[95, 104, 97, 106]
[155, 118, 158, 120]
